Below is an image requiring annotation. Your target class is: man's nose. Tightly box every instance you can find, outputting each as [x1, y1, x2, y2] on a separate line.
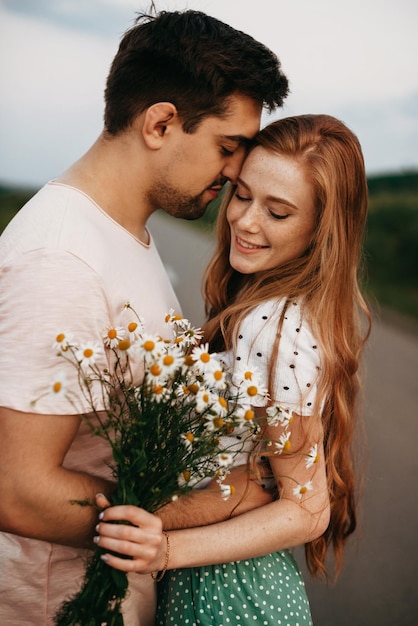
[221, 148, 246, 183]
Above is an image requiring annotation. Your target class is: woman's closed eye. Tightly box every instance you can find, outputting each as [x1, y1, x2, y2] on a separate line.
[235, 192, 251, 202]
[269, 210, 289, 220]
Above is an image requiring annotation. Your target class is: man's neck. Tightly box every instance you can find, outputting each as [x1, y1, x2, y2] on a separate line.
[56, 133, 153, 244]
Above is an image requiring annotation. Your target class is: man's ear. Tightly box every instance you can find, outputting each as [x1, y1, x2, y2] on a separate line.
[142, 102, 179, 149]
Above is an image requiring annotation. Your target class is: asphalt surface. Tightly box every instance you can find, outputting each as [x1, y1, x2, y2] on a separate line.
[149, 211, 418, 626]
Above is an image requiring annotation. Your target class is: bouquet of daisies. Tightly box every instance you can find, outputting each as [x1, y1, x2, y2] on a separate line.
[46, 305, 266, 626]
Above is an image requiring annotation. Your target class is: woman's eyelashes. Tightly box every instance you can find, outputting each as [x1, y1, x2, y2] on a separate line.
[235, 192, 251, 202]
[234, 190, 289, 219]
[269, 210, 289, 220]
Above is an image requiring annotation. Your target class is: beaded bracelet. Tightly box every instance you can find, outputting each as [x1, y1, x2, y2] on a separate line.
[150, 531, 170, 582]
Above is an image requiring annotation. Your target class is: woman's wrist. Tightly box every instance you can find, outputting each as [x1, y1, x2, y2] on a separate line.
[150, 531, 170, 581]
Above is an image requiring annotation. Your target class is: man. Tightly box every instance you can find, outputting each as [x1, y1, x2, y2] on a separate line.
[0, 8, 289, 625]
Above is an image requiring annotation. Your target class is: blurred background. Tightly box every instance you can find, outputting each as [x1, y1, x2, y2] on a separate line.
[1, 0, 417, 318]
[1, 1, 417, 624]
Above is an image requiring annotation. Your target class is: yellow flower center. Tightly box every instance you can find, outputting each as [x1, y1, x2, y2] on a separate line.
[283, 439, 291, 452]
[244, 409, 255, 421]
[163, 355, 175, 366]
[108, 328, 117, 339]
[188, 383, 199, 394]
[128, 322, 137, 333]
[200, 353, 210, 363]
[300, 486, 307, 494]
[144, 340, 155, 352]
[202, 393, 210, 403]
[53, 382, 62, 393]
[214, 370, 223, 381]
[118, 339, 131, 351]
[229, 485, 236, 495]
[244, 371, 253, 380]
[153, 385, 164, 395]
[184, 355, 195, 367]
[83, 348, 93, 359]
[150, 364, 162, 376]
[213, 417, 224, 429]
[182, 385, 189, 395]
[218, 397, 227, 409]
[185, 433, 194, 442]
[314, 454, 320, 464]
[183, 470, 191, 482]
[56, 333, 65, 343]
[247, 385, 258, 397]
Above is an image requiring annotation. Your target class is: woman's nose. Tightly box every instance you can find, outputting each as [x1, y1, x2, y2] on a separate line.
[235, 202, 261, 233]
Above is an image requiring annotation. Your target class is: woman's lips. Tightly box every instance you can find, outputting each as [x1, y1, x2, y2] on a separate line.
[235, 235, 267, 251]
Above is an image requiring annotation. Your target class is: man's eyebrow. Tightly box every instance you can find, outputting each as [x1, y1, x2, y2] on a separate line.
[222, 135, 255, 148]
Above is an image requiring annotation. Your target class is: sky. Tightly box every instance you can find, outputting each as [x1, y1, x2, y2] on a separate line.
[0, 0, 417, 187]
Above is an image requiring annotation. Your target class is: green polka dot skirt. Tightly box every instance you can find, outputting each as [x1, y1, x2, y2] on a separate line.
[156, 549, 312, 625]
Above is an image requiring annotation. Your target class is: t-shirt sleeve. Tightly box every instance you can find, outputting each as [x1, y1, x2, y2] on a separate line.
[0, 248, 112, 414]
[232, 300, 321, 415]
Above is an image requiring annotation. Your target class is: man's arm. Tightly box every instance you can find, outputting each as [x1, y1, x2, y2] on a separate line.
[0, 407, 114, 548]
[155, 465, 274, 530]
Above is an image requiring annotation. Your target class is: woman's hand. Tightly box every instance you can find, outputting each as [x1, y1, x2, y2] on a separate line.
[94, 495, 166, 574]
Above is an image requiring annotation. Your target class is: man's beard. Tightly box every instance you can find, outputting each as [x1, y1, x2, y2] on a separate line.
[147, 180, 210, 221]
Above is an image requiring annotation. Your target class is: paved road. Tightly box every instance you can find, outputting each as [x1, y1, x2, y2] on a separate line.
[149, 212, 418, 626]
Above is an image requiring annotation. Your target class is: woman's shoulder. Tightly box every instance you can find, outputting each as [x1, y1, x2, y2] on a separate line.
[243, 296, 306, 327]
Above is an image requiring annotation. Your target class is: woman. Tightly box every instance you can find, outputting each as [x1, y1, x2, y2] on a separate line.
[96, 114, 371, 625]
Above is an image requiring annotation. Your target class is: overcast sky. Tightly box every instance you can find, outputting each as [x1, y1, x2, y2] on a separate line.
[1, 0, 417, 187]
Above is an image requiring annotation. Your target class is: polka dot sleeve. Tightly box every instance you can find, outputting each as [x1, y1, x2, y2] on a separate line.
[232, 298, 321, 416]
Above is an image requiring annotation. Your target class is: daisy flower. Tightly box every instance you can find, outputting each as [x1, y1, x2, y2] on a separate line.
[149, 383, 170, 403]
[205, 368, 227, 391]
[159, 347, 184, 377]
[234, 405, 256, 426]
[195, 387, 216, 413]
[204, 414, 225, 432]
[75, 341, 103, 369]
[49, 371, 68, 397]
[125, 319, 144, 343]
[115, 338, 134, 357]
[220, 484, 235, 500]
[273, 430, 292, 454]
[213, 395, 229, 417]
[305, 443, 320, 469]
[180, 432, 196, 450]
[146, 361, 164, 382]
[52, 330, 74, 353]
[178, 469, 204, 488]
[191, 343, 219, 373]
[235, 367, 269, 404]
[293, 481, 313, 500]
[102, 326, 126, 349]
[135, 334, 165, 362]
[178, 323, 204, 347]
[164, 309, 189, 330]
[216, 451, 234, 467]
[266, 404, 293, 427]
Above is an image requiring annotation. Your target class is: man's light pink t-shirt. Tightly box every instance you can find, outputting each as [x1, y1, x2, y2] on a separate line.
[0, 182, 181, 625]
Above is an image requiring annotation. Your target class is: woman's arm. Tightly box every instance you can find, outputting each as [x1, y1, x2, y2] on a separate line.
[95, 413, 330, 572]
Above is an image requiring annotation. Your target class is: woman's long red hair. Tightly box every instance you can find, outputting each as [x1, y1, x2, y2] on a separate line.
[202, 114, 371, 579]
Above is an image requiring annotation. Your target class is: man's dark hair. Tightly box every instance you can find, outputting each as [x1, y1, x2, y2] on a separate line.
[104, 9, 289, 135]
